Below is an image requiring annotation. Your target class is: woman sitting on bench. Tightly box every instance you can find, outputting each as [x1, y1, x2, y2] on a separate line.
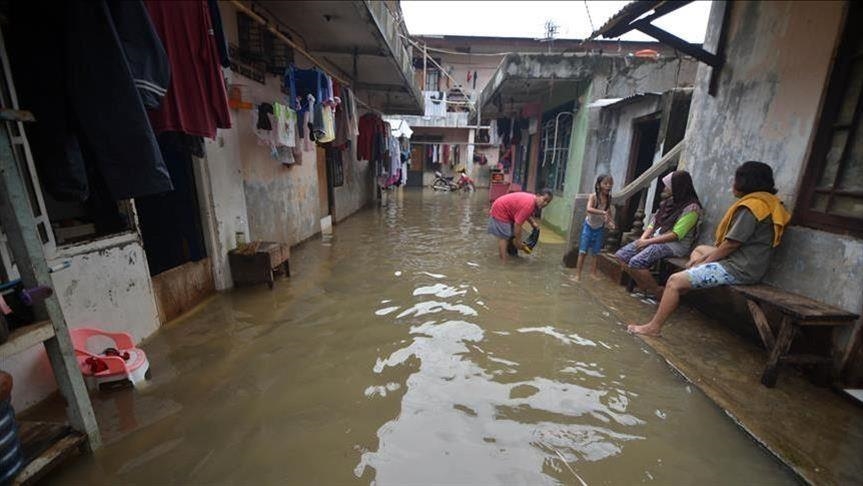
[628, 161, 791, 337]
[615, 170, 702, 298]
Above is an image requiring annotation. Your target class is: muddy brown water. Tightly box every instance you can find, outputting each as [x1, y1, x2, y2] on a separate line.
[44, 189, 797, 485]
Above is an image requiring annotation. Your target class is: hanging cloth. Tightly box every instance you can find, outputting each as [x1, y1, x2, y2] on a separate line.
[7, 0, 173, 201]
[317, 104, 336, 144]
[272, 102, 296, 148]
[145, 0, 231, 139]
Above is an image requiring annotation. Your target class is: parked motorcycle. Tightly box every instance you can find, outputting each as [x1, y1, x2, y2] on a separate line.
[431, 171, 474, 192]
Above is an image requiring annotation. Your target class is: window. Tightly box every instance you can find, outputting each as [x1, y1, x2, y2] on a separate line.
[235, 12, 294, 83]
[796, 4, 863, 235]
[539, 113, 573, 193]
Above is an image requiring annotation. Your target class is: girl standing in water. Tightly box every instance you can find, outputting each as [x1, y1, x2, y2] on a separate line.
[574, 174, 616, 281]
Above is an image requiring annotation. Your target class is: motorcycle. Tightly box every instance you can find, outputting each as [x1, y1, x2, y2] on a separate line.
[431, 171, 475, 192]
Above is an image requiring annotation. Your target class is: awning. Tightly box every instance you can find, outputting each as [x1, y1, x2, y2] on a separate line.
[477, 53, 593, 117]
[590, 0, 723, 69]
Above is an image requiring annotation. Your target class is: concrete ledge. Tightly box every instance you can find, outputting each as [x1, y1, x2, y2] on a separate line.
[582, 276, 863, 485]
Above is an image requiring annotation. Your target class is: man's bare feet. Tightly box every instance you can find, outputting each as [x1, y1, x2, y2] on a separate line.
[590, 273, 602, 280]
[570, 274, 582, 282]
[627, 323, 662, 336]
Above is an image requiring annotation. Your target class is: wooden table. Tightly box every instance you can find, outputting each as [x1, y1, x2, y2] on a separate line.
[228, 242, 290, 289]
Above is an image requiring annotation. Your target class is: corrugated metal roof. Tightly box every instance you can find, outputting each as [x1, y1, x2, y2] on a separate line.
[590, 92, 662, 109]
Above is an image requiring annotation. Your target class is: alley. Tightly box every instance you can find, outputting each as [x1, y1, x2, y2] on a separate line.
[35, 190, 795, 484]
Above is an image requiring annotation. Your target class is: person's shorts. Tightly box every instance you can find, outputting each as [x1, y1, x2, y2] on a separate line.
[615, 241, 675, 269]
[579, 224, 605, 255]
[684, 262, 739, 289]
[487, 217, 513, 239]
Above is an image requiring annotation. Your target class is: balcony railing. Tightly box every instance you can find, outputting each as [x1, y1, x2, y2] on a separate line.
[395, 112, 471, 128]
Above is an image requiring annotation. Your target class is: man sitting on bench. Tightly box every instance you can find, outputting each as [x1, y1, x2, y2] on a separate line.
[628, 161, 792, 337]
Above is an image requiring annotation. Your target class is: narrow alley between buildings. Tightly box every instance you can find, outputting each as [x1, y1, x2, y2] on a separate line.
[32, 190, 795, 484]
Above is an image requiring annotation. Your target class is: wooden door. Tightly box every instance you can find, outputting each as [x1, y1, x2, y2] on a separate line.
[406, 145, 425, 187]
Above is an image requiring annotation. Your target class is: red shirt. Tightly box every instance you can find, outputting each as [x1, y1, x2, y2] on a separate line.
[145, 0, 231, 139]
[490, 192, 537, 225]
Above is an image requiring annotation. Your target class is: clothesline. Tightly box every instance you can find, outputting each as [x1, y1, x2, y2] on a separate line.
[409, 141, 496, 147]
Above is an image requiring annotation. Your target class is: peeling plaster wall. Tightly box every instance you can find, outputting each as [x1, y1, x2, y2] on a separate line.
[684, 2, 861, 365]
[591, 97, 664, 195]
[541, 56, 695, 234]
[238, 75, 321, 246]
[7, 234, 161, 410]
[201, 126, 249, 290]
[332, 138, 372, 223]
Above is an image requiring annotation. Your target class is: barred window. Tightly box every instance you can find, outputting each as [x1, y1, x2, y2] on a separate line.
[539, 115, 572, 193]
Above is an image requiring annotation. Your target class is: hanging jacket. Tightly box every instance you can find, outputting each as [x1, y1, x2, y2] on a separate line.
[108, 0, 171, 109]
[8, 0, 173, 202]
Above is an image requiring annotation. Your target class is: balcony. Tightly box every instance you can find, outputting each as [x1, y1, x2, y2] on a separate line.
[260, 0, 424, 114]
[395, 112, 471, 128]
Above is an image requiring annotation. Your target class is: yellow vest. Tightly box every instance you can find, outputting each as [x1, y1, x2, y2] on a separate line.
[714, 192, 791, 247]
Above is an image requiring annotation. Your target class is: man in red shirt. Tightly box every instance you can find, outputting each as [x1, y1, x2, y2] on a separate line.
[488, 189, 554, 261]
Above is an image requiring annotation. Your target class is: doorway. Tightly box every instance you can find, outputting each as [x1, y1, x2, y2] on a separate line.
[406, 145, 424, 187]
[624, 115, 661, 228]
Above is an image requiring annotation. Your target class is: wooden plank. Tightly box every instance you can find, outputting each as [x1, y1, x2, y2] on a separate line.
[0, 128, 100, 450]
[732, 285, 859, 322]
[17, 422, 70, 462]
[761, 316, 796, 388]
[779, 354, 833, 365]
[746, 300, 776, 350]
[13, 429, 85, 486]
[0, 320, 54, 358]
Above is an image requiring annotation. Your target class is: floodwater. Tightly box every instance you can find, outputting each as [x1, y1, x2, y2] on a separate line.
[45, 189, 796, 485]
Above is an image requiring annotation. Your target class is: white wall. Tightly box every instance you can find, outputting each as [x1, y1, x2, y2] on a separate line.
[8, 232, 161, 410]
[201, 119, 250, 290]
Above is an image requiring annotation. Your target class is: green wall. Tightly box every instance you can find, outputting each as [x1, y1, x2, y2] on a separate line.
[541, 82, 593, 236]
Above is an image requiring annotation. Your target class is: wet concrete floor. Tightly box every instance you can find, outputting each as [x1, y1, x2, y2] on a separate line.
[35, 189, 798, 484]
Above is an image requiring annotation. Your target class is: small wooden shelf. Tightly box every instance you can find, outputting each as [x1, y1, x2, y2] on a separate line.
[13, 421, 86, 486]
[0, 320, 54, 358]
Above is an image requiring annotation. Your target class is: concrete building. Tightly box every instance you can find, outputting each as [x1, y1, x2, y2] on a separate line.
[388, 36, 687, 192]
[477, 51, 697, 235]
[589, 0, 863, 382]
[1, 0, 422, 410]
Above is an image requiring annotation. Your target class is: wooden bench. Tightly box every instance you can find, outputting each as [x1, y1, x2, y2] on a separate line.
[661, 257, 859, 387]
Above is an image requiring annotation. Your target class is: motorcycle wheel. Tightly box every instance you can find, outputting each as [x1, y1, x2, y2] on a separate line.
[432, 180, 450, 191]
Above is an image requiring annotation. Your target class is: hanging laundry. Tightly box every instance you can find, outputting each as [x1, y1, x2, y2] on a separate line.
[257, 103, 274, 130]
[317, 104, 336, 144]
[272, 102, 296, 148]
[285, 65, 330, 113]
[145, 0, 231, 139]
[489, 119, 500, 146]
[424, 91, 447, 118]
[7, 0, 173, 202]
[357, 113, 385, 162]
[207, 0, 230, 68]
